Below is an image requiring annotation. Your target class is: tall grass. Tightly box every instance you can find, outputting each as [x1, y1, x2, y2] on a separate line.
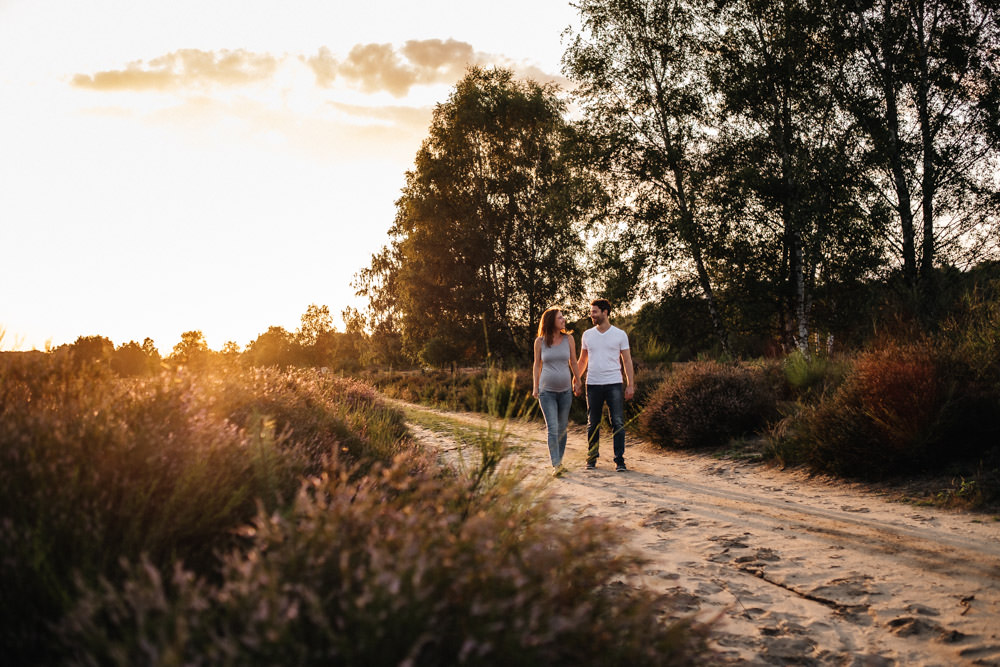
[2, 353, 708, 665]
[0, 355, 408, 663]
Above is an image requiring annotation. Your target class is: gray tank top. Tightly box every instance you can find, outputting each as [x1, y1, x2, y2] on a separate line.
[539, 335, 572, 392]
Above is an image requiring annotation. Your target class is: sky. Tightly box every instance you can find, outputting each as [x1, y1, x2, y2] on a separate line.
[0, 0, 579, 353]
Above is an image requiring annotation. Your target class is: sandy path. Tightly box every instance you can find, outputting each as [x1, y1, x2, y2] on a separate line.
[400, 402, 1000, 666]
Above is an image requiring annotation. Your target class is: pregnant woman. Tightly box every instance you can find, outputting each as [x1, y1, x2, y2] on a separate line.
[532, 307, 580, 475]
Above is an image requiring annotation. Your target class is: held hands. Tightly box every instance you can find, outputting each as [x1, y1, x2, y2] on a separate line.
[573, 378, 581, 396]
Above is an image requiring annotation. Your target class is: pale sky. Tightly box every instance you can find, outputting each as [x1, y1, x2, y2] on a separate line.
[0, 0, 579, 353]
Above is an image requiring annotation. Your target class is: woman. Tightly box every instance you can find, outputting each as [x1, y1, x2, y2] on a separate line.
[532, 307, 580, 474]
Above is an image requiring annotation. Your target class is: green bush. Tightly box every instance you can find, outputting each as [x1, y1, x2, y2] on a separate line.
[781, 351, 850, 403]
[768, 343, 999, 479]
[58, 452, 707, 666]
[640, 362, 777, 449]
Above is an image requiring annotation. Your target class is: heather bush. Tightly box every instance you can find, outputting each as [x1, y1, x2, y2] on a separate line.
[640, 362, 777, 449]
[59, 452, 707, 666]
[219, 367, 409, 470]
[768, 343, 999, 479]
[0, 356, 409, 663]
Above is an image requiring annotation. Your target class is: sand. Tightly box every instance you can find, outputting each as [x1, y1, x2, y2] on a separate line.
[401, 402, 1000, 666]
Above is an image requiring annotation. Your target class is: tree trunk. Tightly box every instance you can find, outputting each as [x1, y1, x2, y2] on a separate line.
[912, 0, 936, 317]
[879, 0, 919, 287]
[673, 167, 732, 356]
[779, 77, 809, 356]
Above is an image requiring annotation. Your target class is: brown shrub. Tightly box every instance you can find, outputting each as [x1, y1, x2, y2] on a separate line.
[640, 362, 777, 449]
[771, 343, 999, 478]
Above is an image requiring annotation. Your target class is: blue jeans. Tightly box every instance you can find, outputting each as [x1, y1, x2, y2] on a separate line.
[538, 389, 572, 467]
[586, 383, 625, 465]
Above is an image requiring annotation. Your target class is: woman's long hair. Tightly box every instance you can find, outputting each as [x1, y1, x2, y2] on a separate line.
[537, 307, 569, 348]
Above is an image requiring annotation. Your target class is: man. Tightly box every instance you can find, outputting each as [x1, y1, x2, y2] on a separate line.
[576, 298, 635, 472]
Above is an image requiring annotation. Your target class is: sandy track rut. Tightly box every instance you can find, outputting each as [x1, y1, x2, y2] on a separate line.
[401, 401, 1000, 666]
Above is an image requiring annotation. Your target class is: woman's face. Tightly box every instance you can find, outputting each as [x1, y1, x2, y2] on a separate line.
[554, 311, 566, 330]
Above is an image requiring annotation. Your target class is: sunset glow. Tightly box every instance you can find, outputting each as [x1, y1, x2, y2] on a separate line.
[0, 0, 576, 352]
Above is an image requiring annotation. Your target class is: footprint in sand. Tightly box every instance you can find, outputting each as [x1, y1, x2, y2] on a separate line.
[709, 534, 752, 550]
[641, 508, 679, 531]
[960, 645, 1000, 661]
[904, 602, 940, 617]
[886, 616, 943, 637]
[808, 574, 880, 611]
[735, 547, 781, 564]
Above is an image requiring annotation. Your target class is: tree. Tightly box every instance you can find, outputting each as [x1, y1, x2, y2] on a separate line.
[111, 340, 150, 376]
[67, 335, 114, 367]
[355, 67, 594, 363]
[297, 304, 334, 348]
[245, 326, 295, 368]
[702, 0, 897, 353]
[296, 304, 336, 367]
[563, 0, 733, 353]
[141, 338, 162, 373]
[171, 330, 210, 368]
[832, 0, 1000, 307]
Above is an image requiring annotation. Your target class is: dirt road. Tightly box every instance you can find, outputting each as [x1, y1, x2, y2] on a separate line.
[401, 402, 1000, 666]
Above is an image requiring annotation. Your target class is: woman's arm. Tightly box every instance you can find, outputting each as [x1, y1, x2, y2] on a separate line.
[532, 337, 543, 398]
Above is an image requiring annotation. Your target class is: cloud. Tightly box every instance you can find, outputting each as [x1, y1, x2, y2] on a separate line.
[304, 38, 564, 97]
[72, 49, 279, 91]
[401, 38, 475, 79]
[72, 41, 566, 97]
[338, 42, 418, 97]
[328, 100, 431, 129]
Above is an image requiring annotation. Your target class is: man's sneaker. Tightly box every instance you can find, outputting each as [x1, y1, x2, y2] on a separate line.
[585, 461, 597, 470]
[616, 462, 627, 472]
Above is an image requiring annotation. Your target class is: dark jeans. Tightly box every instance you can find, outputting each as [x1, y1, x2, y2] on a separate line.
[586, 383, 625, 465]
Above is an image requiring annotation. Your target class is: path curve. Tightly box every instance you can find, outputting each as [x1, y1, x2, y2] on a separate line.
[401, 402, 1000, 666]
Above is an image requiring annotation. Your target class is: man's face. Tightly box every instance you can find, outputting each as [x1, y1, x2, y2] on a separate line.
[590, 305, 606, 325]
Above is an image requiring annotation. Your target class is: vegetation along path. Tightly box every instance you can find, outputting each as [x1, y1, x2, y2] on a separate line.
[400, 401, 1000, 666]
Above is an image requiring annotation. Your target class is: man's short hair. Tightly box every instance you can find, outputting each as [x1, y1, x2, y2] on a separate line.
[591, 298, 612, 315]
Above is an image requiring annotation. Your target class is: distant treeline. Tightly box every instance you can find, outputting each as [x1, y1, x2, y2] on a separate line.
[23, 260, 998, 375]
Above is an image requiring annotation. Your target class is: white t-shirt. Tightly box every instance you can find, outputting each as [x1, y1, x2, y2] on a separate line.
[581, 325, 630, 385]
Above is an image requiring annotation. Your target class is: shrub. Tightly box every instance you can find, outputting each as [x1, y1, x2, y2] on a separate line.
[0, 356, 408, 663]
[640, 362, 777, 449]
[220, 368, 410, 470]
[58, 452, 707, 666]
[769, 343, 999, 479]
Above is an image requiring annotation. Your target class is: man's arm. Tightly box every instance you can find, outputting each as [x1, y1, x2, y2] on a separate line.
[620, 348, 635, 400]
[576, 347, 588, 396]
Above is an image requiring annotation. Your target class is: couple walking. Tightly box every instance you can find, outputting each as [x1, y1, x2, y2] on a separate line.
[531, 299, 635, 474]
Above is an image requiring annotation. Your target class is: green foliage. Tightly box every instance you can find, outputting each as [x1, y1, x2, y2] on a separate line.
[57, 452, 706, 666]
[638, 336, 674, 366]
[419, 336, 463, 369]
[640, 362, 777, 449]
[355, 66, 597, 363]
[781, 351, 850, 403]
